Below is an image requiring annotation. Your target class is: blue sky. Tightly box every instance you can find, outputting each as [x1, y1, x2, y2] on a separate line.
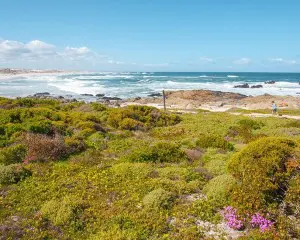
[1, 0, 300, 72]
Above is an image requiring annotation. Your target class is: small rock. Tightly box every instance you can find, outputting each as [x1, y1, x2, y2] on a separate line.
[96, 94, 105, 97]
[134, 97, 142, 101]
[11, 216, 20, 222]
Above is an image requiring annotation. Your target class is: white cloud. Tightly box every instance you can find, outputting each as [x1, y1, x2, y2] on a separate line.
[107, 60, 125, 65]
[0, 39, 97, 69]
[233, 58, 252, 65]
[269, 58, 297, 65]
[199, 56, 214, 63]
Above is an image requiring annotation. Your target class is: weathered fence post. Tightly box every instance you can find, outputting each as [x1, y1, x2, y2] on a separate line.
[163, 90, 166, 112]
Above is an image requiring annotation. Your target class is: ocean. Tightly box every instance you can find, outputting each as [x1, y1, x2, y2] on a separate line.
[1, 72, 300, 100]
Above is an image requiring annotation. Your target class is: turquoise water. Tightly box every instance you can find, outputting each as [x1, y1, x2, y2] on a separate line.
[1, 72, 300, 99]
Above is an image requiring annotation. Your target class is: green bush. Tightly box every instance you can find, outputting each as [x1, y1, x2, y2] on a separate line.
[237, 118, 264, 130]
[0, 144, 27, 165]
[40, 196, 83, 227]
[196, 134, 234, 151]
[85, 132, 107, 150]
[202, 174, 236, 207]
[142, 188, 173, 209]
[285, 120, 300, 128]
[228, 137, 298, 213]
[126, 142, 187, 163]
[119, 118, 144, 131]
[27, 121, 53, 135]
[91, 102, 107, 111]
[107, 105, 181, 130]
[202, 150, 232, 176]
[0, 164, 31, 185]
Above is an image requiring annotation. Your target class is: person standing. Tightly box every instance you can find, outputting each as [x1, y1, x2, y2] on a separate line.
[272, 101, 278, 115]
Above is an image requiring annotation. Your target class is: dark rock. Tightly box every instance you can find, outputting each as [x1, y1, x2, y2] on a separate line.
[264, 81, 275, 84]
[71, 98, 78, 102]
[148, 93, 162, 97]
[96, 94, 105, 97]
[58, 96, 64, 99]
[102, 96, 122, 101]
[134, 97, 141, 101]
[34, 92, 50, 97]
[234, 83, 249, 88]
[80, 93, 94, 97]
[251, 85, 263, 88]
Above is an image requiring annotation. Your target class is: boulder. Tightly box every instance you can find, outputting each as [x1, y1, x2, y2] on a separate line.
[34, 92, 50, 97]
[148, 93, 162, 97]
[96, 94, 105, 98]
[264, 81, 275, 84]
[102, 96, 122, 101]
[234, 83, 249, 88]
[251, 85, 263, 88]
[80, 93, 94, 97]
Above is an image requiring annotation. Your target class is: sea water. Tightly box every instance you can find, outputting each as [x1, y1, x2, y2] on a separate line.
[1, 72, 300, 99]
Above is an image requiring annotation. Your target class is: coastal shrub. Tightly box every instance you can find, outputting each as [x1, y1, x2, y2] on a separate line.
[285, 120, 300, 128]
[0, 164, 31, 185]
[142, 188, 173, 209]
[196, 134, 234, 151]
[119, 118, 145, 130]
[107, 106, 181, 130]
[202, 174, 236, 207]
[111, 162, 152, 179]
[85, 132, 107, 150]
[65, 136, 86, 154]
[237, 118, 264, 130]
[40, 196, 84, 227]
[24, 133, 67, 162]
[27, 121, 53, 135]
[91, 102, 107, 111]
[4, 123, 25, 137]
[227, 118, 265, 143]
[0, 144, 27, 165]
[126, 142, 187, 163]
[284, 175, 300, 218]
[202, 150, 232, 176]
[190, 199, 220, 222]
[228, 137, 298, 213]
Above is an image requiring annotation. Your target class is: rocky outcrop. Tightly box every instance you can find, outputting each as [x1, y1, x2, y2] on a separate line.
[33, 92, 51, 97]
[264, 81, 275, 84]
[251, 85, 263, 88]
[234, 83, 249, 88]
[148, 93, 162, 97]
[80, 93, 94, 97]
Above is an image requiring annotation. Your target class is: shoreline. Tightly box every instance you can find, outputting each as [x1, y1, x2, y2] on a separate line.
[1, 89, 299, 112]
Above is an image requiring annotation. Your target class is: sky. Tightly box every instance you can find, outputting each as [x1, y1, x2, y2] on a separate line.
[0, 0, 300, 72]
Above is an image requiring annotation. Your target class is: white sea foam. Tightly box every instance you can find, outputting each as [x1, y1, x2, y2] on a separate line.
[227, 75, 239, 78]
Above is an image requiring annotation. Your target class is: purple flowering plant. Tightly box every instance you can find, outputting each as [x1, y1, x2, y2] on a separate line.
[223, 206, 274, 232]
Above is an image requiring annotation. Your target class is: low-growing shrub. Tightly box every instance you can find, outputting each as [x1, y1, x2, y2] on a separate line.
[203, 174, 236, 208]
[40, 196, 84, 227]
[126, 142, 187, 163]
[0, 164, 31, 185]
[107, 105, 181, 130]
[65, 136, 86, 154]
[228, 137, 298, 213]
[85, 132, 107, 150]
[196, 134, 234, 151]
[119, 118, 144, 131]
[142, 188, 173, 209]
[237, 118, 264, 130]
[0, 144, 27, 165]
[27, 121, 53, 135]
[285, 120, 300, 128]
[24, 133, 67, 162]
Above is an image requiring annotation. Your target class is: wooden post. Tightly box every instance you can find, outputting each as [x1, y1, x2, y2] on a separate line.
[163, 90, 166, 112]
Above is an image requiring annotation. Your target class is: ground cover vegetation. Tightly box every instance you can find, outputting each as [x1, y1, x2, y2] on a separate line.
[0, 97, 299, 239]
